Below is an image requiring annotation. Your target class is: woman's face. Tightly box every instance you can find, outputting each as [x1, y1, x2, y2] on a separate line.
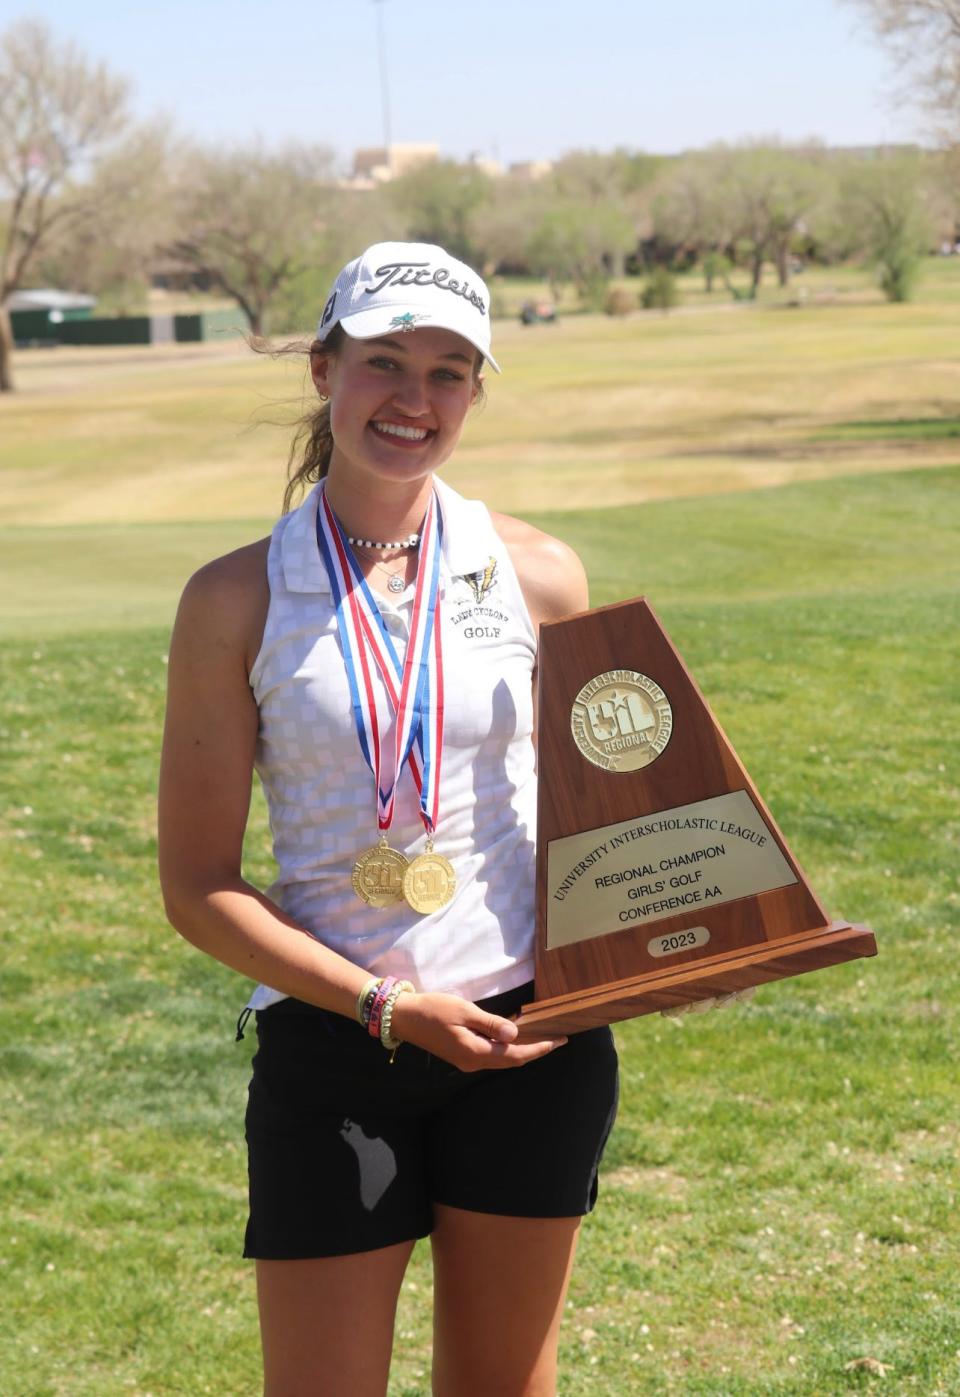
[312, 326, 481, 488]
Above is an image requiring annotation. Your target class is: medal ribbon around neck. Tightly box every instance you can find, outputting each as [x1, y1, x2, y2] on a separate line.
[316, 485, 444, 837]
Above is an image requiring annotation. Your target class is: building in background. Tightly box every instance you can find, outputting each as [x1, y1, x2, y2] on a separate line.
[344, 143, 439, 188]
[342, 145, 551, 189]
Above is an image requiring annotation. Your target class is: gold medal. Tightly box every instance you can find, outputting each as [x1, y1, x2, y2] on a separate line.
[402, 840, 457, 914]
[352, 836, 409, 908]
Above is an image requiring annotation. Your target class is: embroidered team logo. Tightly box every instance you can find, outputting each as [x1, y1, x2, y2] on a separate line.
[390, 312, 430, 333]
[462, 556, 498, 603]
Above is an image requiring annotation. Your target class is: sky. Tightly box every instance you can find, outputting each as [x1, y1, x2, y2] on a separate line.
[3, 0, 920, 168]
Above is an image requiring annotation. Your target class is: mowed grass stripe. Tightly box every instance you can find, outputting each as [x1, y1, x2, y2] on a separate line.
[2, 464, 957, 637]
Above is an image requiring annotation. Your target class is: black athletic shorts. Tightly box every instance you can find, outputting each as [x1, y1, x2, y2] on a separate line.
[242, 982, 619, 1260]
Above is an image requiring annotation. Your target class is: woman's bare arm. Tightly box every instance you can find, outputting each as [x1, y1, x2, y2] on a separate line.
[158, 541, 371, 1019]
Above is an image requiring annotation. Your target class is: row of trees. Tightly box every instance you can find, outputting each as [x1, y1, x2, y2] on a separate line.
[1, 12, 958, 390]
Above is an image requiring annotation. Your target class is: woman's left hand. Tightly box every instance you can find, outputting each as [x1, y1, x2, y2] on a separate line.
[388, 990, 567, 1072]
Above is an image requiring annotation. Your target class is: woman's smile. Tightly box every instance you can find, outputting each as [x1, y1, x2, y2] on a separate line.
[369, 419, 433, 445]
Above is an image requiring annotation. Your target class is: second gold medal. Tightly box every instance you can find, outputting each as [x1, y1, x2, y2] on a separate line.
[402, 841, 457, 914]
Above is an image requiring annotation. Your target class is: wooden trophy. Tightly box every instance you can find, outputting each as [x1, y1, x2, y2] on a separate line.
[514, 598, 877, 1039]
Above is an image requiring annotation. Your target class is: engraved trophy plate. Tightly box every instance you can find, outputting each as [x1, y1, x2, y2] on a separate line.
[546, 791, 797, 950]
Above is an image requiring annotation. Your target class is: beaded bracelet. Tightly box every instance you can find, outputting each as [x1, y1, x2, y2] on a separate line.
[355, 976, 381, 1028]
[380, 980, 415, 1056]
[367, 977, 397, 1041]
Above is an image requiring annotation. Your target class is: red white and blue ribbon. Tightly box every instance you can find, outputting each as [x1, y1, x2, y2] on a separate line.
[315, 484, 444, 836]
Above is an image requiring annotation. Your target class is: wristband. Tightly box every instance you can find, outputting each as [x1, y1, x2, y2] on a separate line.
[367, 976, 397, 1040]
[380, 980, 415, 1054]
[355, 976, 381, 1028]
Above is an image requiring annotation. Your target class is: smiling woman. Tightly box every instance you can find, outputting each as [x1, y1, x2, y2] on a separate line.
[157, 241, 617, 1397]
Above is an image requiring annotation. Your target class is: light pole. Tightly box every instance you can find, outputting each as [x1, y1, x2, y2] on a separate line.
[372, 0, 392, 161]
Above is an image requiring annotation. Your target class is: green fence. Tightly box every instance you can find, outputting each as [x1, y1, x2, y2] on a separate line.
[58, 317, 152, 346]
[10, 310, 57, 345]
[11, 307, 246, 348]
[173, 309, 246, 342]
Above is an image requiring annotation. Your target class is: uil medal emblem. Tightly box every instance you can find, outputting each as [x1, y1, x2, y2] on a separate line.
[571, 670, 673, 773]
[402, 842, 457, 914]
[352, 837, 409, 908]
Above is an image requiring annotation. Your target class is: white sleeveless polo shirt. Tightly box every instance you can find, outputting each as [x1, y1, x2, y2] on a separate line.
[245, 477, 538, 1011]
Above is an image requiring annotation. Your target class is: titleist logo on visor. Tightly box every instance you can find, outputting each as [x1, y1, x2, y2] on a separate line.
[364, 261, 487, 315]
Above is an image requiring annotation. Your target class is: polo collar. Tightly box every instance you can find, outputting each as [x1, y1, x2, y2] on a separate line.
[280, 478, 497, 594]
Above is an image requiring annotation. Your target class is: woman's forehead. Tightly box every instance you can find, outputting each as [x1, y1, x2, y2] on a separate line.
[348, 327, 476, 364]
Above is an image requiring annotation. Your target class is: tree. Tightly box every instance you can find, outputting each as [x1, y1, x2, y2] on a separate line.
[652, 151, 735, 263]
[169, 143, 335, 337]
[386, 159, 492, 264]
[549, 150, 654, 275]
[467, 180, 553, 276]
[722, 145, 825, 291]
[652, 145, 823, 292]
[846, 1, 960, 136]
[840, 150, 934, 299]
[33, 123, 173, 313]
[469, 151, 657, 283]
[269, 187, 396, 337]
[700, 250, 732, 293]
[0, 19, 131, 391]
[525, 201, 636, 304]
[925, 143, 960, 242]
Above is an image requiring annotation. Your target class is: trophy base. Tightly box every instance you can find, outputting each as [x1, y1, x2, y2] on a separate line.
[514, 920, 877, 1040]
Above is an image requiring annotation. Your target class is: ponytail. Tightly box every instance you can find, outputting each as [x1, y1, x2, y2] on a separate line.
[281, 326, 344, 513]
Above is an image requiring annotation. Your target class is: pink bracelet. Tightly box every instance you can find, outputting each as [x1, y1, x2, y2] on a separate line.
[367, 976, 397, 1040]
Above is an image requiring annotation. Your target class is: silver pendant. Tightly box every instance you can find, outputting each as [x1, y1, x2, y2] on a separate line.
[388, 574, 405, 593]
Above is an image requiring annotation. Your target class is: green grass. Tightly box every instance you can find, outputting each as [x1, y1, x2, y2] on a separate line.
[0, 518, 272, 637]
[2, 460, 958, 1394]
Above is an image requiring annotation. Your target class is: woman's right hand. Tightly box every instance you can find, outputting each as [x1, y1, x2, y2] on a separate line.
[388, 991, 566, 1072]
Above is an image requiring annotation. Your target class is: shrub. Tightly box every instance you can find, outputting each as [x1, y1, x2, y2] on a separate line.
[640, 267, 678, 311]
[580, 271, 610, 312]
[877, 231, 921, 303]
[701, 250, 731, 293]
[604, 286, 636, 317]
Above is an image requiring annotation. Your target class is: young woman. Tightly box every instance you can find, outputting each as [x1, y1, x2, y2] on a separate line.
[158, 242, 619, 1397]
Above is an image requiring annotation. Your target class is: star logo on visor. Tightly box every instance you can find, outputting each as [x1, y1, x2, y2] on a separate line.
[390, 312, 430, 333]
